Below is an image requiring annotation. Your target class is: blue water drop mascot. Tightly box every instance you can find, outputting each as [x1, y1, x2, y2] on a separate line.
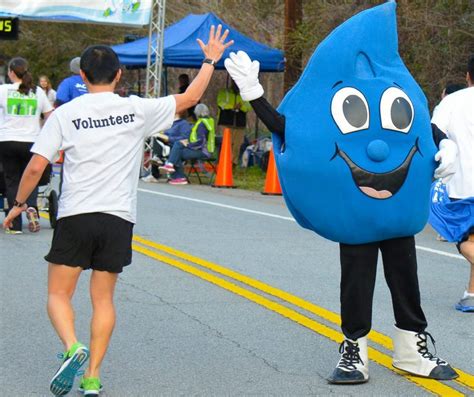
[225, 1, 459, 384]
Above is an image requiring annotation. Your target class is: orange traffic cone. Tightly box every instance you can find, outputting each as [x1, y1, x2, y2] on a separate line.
[262, 148, 282, 195]
[213, 127, 236, 188]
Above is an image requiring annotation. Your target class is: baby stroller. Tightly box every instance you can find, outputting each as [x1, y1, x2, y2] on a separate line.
[37, 163, 59, 228]
[0, 162, 58, 228]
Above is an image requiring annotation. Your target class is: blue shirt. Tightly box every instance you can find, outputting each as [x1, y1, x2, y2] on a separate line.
[56, 75, 88, 105]
[165, 118, 191, 144]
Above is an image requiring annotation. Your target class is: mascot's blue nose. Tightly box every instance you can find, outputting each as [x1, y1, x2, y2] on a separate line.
[366, 139, 390, 162]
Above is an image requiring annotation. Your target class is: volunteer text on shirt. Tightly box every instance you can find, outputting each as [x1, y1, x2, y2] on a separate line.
[72, 113, 136, 130]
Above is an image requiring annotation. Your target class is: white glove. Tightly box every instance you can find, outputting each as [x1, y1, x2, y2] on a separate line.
[434, 139, 458, 182]
[224, 51, 264, 101]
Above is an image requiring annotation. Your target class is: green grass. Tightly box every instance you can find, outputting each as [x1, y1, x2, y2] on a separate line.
[233, 166, 267, 191]
[187, 165, 267, 191]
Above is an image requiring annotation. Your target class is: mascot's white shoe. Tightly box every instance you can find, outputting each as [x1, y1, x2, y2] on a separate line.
[392, 326, 458, 380]
[328, 337, 369, 384]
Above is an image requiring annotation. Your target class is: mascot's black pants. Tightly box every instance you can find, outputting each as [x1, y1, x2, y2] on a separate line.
[339, 236, 427, 340]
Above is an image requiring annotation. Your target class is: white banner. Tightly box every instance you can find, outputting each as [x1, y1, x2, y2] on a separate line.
[0, 0, 152, 27]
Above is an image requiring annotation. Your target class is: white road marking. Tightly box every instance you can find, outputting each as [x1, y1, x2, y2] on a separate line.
[138, 188, 295, 221]
[138, 188, 465, 261]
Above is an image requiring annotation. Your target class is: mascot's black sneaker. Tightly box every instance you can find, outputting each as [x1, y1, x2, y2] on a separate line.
[328, 337, 369, 384]
[392, 326, 458, 380]
[50, 342, 90, 396]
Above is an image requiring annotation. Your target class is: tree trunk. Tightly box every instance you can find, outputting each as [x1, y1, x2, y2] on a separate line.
[284, 0, 303, 93]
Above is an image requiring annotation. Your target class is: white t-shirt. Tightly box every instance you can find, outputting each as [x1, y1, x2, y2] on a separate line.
[31, 92, 176, 223]
[0, 83, 53, 142]
[431, 87, 474, 199]
[40, 87, 57, 106]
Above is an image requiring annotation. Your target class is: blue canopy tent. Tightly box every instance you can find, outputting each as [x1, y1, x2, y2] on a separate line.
[112, 12, 285, 72]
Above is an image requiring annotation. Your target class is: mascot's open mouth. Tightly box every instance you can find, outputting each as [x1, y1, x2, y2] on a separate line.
[334, 139, 420, 199]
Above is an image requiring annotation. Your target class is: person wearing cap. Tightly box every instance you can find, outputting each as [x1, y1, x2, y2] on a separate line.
[55, 57, 88, 107]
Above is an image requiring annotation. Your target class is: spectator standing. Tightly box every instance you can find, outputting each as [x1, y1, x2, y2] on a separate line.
[178, 73, 196, 121]
[0, 57, 53, 234]
[431, 56, 474, 312]
[39, 75, 57, 106]
[55, 57, 88, 107]
[217, 79, 250, 165]
[3, 25, 232, 396]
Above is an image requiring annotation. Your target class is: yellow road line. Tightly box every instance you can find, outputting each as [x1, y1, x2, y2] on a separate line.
[132, 242, 465, 397]
[133, 235, 474, 391]
[37, 213, 472, 392]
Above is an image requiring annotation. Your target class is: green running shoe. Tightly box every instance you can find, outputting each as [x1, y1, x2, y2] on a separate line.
[78, 377, 103, 396]
[50, 342, 89, 396]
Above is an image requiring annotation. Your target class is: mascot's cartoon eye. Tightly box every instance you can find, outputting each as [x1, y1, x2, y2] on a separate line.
[380, 87, 414, 133]
[331, 87, 369, 134]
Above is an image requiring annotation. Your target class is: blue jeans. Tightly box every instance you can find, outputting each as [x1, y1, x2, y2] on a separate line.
[168, 141, 207, 179]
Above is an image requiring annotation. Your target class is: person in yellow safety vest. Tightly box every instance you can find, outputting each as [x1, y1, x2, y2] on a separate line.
[159, 104, 214, 185]
[190, 103, 215, 155]
[217, 79, 251, 165]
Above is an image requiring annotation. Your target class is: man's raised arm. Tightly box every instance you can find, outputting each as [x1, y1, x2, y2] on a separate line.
[174, 25, 233, 113]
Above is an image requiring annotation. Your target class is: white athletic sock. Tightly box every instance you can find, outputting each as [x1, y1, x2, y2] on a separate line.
[463, 290, 474, 299]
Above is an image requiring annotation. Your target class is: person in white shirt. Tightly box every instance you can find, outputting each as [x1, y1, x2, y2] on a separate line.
[3, 25, 233, 396]
[0, 57, 53, 234]
[431, 56, 474, 312]
[38, 75, 57, 107]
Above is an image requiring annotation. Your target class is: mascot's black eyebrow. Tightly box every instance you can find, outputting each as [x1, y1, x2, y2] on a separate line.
[332, 80, 343, 89]
[393, 82, 403, 89]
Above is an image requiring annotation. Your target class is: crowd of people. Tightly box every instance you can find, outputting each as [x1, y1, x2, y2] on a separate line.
[0, 9, 472, 396]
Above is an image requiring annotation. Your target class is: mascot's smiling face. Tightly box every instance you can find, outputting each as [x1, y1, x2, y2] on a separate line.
[274, 1, 437, 244]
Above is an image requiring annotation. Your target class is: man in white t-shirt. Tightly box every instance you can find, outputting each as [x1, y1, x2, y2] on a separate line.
[431, 56, 474, 312]
[3, 25, 233, 396]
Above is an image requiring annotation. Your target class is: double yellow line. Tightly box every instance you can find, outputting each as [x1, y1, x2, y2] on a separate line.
[132, 235, 474, 397]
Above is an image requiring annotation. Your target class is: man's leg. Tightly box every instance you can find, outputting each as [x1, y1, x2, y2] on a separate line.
[231, 128, 245, 166]
[48, 263, 90, 396]
[457, 238, 474, 311]
[47, 263, 82, 349]
[460, 240, 474, 291]
[85, 270, 118, 379]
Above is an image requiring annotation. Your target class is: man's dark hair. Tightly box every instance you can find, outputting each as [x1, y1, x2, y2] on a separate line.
[80, 45, 120, 85]
[444, 83, 465, 95]
[468, 55, 474, 82]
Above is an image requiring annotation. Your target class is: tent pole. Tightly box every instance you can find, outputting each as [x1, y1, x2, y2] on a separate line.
[143, 0, 166, 176]
[145, 0, 166, 98]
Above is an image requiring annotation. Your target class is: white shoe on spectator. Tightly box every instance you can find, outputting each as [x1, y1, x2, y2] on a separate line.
[150, 156, 164, 166]
[141, 174, 160, 183]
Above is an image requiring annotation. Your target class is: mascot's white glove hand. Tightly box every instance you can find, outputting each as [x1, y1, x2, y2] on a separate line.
[224, 50, 264, 101]
[434, 139, 458, 182]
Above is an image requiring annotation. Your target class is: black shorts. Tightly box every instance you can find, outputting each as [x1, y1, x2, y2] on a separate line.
[45, 213, 134, 273]
[456, 226, 474, 253]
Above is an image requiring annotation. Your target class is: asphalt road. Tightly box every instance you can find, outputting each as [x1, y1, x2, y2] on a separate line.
[1, 180, 473, 396]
